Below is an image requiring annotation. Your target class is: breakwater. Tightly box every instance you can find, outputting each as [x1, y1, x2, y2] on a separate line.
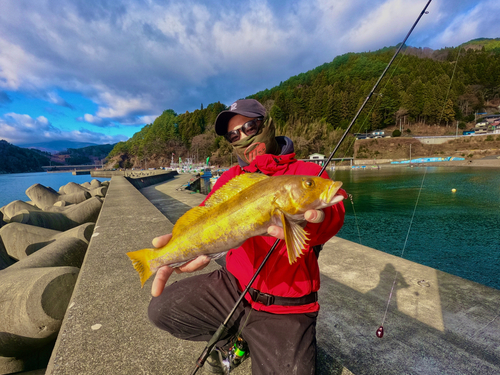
[0, 179, 108, 374]
[3, 173, 499, 374]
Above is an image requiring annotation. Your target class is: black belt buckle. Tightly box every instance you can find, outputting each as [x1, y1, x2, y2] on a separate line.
[252, 290, 275, 306]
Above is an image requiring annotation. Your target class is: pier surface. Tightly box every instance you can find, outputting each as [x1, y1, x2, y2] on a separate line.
[45, 174, 500, 375]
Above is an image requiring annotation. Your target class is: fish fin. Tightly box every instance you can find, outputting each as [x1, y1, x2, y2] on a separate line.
[126, 248, 156, 287]
[277, 209, 309, 264]
[204, 173, 269, 208]
[173, 205, 209, 236]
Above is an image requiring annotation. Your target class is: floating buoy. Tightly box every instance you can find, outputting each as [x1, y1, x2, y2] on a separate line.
[376, 326, 384, 338]
[452, 188, 457, 193]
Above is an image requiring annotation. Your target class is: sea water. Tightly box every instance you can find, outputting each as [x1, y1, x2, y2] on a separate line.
[0, 171, 109, 208]
[1, 168, 499, 290]
[332, 166, 500, 290]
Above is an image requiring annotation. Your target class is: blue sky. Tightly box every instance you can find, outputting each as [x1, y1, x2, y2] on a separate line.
[1, 0, 499, 147]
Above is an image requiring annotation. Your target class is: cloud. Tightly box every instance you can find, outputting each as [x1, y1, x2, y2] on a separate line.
[0, 112, 127, 145]
[75, 113, 112, 127]
[0, 0, 499, 129]
[427, 0, 500, 48]
[46, 91, 74, 109]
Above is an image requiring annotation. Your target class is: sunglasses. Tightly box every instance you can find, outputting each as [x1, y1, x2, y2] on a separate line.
[224, 117, 264, 143]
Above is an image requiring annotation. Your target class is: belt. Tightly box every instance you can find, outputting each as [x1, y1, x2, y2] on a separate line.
[247, 287, 318, 306]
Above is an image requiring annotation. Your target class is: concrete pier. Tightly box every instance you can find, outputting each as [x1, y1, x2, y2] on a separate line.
[45, 174, 500, 375]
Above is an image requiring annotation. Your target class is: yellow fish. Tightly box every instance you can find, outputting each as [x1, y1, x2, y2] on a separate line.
[127, 173, 343, 287]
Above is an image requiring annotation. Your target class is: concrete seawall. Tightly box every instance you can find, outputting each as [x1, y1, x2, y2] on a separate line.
[46, 175, 500, 375]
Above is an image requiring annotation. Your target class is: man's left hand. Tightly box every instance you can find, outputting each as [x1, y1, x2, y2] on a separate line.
[267, 209, 324, 239]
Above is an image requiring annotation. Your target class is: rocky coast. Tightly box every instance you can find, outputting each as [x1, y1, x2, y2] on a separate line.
[0, 179, 108, 374]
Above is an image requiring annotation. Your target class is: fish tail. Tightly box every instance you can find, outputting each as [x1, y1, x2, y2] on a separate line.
[126, 248, 156, 287]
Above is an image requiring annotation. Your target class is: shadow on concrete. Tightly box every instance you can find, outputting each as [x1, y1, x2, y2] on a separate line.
[318, 247, 500, 374]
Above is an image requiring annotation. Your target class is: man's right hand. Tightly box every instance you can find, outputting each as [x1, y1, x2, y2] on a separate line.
[150, 234, 211, 297]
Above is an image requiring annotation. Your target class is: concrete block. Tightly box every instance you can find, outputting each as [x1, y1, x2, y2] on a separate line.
[0, 200, 42, 222]
[64, 197, 102, 224]
[54, 222, 95, 244]
[0, 343, 53, 375]
[81, 182, 92, 189]
[26, 184, 61, 210]
[9, 198, 102, 232]
[7, 237, 88, 270]
[0, 266, 79, 358]
[9, 210, 77, 232]
[59, 191, 91, 205]
[0, 236, 16, 270]
[0, 222, 94, 260]
[0, 223, 60, 259]
[90, 179, 102, 189]
[89, 186, 107, 198]
[60, 182, 88, 195]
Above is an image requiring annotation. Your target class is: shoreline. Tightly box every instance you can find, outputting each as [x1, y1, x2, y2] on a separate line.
[335, 157, 500, 170]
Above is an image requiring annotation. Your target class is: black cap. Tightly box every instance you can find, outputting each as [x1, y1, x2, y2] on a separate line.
[215, 99, 266, 136]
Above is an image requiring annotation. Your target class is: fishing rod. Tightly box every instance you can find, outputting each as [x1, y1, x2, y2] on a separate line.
[189, 1, 432, 373]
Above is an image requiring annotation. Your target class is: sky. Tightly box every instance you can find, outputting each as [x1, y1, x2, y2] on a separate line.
[1, 0, 499, 148]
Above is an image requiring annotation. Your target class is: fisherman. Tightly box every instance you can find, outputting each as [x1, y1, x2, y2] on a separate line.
[148, 99, 346, 375]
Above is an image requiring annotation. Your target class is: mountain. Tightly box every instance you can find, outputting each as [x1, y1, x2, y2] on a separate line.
[0, 140, 51, 174]
[16, 140, 99, 154]
[107, 37, 500, 168]
[461, 38, 500, 52]
[55, 144, 116, 165]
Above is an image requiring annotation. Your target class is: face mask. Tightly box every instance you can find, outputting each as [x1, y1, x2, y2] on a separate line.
[231, 118, 280, 164]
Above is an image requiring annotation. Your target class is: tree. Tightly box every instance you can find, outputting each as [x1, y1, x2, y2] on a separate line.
[392, 129, 402, 137]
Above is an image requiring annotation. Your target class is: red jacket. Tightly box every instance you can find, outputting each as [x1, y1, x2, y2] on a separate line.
[202, 153, 346, 314]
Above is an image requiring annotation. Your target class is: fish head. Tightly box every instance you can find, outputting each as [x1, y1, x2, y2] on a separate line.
[275, 176, 344, 216]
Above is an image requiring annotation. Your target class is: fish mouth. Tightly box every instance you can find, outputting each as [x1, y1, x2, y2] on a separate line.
[320, 181, 345, 206]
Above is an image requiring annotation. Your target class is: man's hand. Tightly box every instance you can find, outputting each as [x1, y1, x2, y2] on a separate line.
[267, 209, 325, 239]
[151, 234, 211, 297]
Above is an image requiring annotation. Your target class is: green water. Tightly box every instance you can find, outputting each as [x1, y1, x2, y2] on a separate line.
[1, 168, 498, 289]
[331, 166, 500, 290]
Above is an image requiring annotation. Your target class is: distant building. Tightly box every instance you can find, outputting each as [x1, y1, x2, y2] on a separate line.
[308, 153, 325, 160]
[478, 114, 500, 123]
[307, 153, 326, 166]
[474, 122, 489, 134]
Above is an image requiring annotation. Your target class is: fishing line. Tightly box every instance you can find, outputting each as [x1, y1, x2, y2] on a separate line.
[189, 2, 432, 373]
[377, 167, 428, 336]
[318, 0, 432, 176]
[471, 313, 500, 338]
[377, 34, 464, 337]
[437, 46, 463, 125]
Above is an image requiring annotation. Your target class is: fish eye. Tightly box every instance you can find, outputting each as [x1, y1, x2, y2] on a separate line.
[303, 179, 315, 188]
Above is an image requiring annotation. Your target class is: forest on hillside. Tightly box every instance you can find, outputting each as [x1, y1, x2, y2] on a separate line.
[0, 140, 51, 174]
[56, 144, 116, 165]
[108, 39, 500, 168]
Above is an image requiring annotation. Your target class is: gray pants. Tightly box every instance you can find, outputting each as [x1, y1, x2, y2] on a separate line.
[148, 267, 318, 375]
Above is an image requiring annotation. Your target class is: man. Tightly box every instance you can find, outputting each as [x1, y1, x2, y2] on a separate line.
[148, 99, 346, 374]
